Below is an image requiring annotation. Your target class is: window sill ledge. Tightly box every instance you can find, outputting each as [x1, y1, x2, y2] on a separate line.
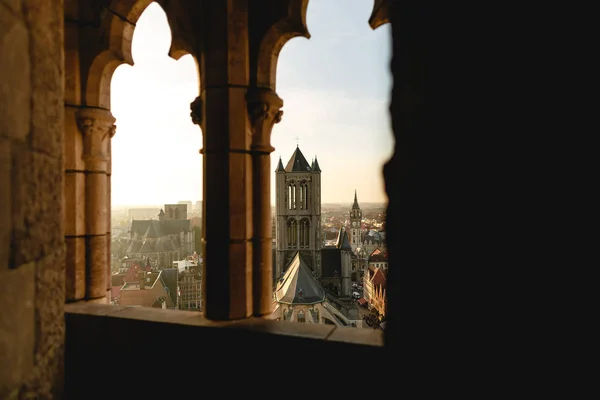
[64, 301, 384, 346]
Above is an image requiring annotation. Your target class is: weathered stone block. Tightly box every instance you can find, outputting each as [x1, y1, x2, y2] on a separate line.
[0, 11, 31, 141]
[1, 0, 22, 15]
[23, 0, 64, 158]
[228, 152, 253, 240]
[34, 247, 65, 363]
[0, 262, 35, 396]
[227, 241, 253, 319]
[64, 22, 81, 106]
[11, 147, 63, 267]
[65, 236, 85, 301]
[17, 247, 66, 399]
[86, 234, 108, 299]
[85, 172, 108, 235]
[0, 138, 10, 269]
[63, 172, 85, 236]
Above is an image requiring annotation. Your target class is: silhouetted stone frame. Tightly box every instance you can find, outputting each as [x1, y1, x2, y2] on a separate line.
[64, 0, 393, 322]
[64, 0, 201, 302]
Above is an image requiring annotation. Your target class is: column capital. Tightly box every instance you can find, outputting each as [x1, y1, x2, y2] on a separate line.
[247, 88, 283, 154]
[190, 95, 203, 126]
[75, 108, 116, 170]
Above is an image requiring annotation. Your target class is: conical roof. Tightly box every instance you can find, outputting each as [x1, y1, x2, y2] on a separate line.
[275, 252, 325, 304]
[285, 146, 312, 172]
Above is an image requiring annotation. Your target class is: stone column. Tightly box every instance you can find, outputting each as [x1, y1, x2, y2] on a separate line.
[189, 0, 254, 320]
[247, 88, 283, 316]
[75, 108, 116, 300]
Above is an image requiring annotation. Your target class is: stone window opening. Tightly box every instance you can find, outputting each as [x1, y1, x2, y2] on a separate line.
[62, 0, 394, 324]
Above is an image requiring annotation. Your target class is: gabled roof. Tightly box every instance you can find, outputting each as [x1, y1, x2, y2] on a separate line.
[285, 146, 312, 172]
[131, 220, 192, 238]
[371, 268, 387, 287]
[275, 252, 325, 304]
[143, 223, 160, 239]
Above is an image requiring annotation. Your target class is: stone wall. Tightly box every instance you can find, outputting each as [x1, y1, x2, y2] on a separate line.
[0, 0, 65, 398]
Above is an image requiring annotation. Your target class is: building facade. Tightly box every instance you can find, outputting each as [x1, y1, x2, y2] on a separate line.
[275, 146, 322, 279]
[178, 264, 202, 311]
[124, 204, 195, 269]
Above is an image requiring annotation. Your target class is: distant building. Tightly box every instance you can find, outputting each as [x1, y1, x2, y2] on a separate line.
[274, 146, 322, 279]
[367, 248, 388, 271]
[124, 204, 195, 269]
[363, 265, 387, 317]
[117, 267, 178, 309]
[178, 200, 193, 213]
[178, 263, 202, 311]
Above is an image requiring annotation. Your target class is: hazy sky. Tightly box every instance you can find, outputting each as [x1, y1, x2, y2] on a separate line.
[110, 0, 392, 207]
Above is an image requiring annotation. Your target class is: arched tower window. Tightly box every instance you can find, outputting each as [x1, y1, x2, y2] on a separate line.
[286, 218, 297, 248]
[304, 182, 309, 210]
[299, 183, 303, 210]
[299, 218, 310, 248]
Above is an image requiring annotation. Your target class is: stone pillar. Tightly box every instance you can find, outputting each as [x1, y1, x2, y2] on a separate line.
[247, 88, 283, 316]
[191, 0, 253, 320]
[75, 108, 116, 300]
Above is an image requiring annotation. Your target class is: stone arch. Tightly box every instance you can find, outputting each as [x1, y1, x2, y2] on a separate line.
[84, 0, 200, 108]
[256, 0, 311, 90]
[286, 218, 298, 248]
[299, 217, 310, 248]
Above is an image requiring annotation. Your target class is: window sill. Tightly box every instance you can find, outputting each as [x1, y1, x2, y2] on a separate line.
[64, 301, 383, 397]
[64, 301, 384, 346]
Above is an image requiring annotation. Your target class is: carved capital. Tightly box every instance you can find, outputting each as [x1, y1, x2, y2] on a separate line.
[190, 95, 203, 126]
[75, 108, 116, 169]
[247, 89, 283, 153]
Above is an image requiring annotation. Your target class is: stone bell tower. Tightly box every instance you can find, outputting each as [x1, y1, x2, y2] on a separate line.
[349, 190, 362, 251]
[275, 146, 322, 280]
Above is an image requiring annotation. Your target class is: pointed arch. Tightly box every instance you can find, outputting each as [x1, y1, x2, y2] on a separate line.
[256, 0, 311, 90]
[83, 0, 200, 108]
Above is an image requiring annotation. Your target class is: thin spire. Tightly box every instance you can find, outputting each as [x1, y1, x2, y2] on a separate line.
[352, 189, 360, 209]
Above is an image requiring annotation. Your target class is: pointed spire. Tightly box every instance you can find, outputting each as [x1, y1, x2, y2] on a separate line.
[312, 155, 321, 172]
[275, 156, 285, 172]
[352, 190, 360, 209]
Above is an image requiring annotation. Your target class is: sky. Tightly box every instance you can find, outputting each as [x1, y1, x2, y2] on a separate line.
[110, 0, 393, 208]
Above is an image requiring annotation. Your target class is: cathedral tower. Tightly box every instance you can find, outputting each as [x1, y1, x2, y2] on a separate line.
[349, 190, 362, 251]
[275, 146, 322, 280]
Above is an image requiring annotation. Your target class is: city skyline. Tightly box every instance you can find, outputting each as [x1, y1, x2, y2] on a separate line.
[110, 0, 393, 207]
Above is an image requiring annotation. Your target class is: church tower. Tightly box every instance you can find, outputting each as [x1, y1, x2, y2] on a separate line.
[275, 146, 322, 280]
[349, 190, 362, 251]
